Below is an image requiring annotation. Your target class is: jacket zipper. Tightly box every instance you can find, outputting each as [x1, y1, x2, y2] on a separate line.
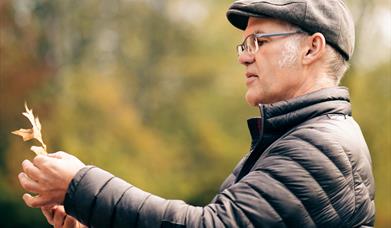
[235, 104, 265, 182]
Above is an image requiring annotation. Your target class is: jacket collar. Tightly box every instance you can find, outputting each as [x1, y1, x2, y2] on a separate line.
[247, 87, 351, 141]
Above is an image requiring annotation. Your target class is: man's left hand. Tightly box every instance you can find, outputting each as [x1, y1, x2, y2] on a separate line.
[42, 205, 87, 228]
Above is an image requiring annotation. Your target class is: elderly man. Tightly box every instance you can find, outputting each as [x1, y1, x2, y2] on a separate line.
[18, 0, 375, 227]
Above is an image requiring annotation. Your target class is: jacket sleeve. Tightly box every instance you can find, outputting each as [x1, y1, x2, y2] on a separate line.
[64, 163, 316, 228]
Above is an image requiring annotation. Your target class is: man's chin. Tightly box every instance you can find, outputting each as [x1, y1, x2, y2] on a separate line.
[245, 93, 262, 107]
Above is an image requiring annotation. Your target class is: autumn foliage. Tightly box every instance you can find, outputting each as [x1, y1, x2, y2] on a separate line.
[0, 0, 390, 227]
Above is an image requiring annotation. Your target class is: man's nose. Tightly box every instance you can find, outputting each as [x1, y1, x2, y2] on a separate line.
[238, 52, 255, 66]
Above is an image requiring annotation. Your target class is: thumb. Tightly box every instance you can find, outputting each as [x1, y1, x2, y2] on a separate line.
[23, 193, 55, 208]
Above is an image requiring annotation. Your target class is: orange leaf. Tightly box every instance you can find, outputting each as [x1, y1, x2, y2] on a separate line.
[12, 128, 34, 141]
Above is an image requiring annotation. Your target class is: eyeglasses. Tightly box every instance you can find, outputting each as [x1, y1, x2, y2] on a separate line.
[236, 31, 303, 56]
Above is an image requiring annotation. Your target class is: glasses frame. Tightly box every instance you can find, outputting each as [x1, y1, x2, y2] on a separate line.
[236, 31, 304, 56]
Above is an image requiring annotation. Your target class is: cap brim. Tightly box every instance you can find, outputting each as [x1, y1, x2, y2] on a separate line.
[227, 9, 268, 30]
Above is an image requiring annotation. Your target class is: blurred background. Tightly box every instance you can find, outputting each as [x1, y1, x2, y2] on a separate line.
[0, 0, 390, 227]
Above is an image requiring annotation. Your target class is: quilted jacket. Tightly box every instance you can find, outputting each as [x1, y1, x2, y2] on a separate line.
[64, 87, 375, 227]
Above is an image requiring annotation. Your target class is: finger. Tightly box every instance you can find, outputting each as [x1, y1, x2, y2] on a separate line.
[41, 205, 56, 225]
[22, 193, 55, 208]
[48, 151, 70, 159]
[33, 155, 50, 169]
[22, 159, 42, 182]
[53, 206, 67, 228]
[18, 172, 43, 193]
[63, 215, 77, 228]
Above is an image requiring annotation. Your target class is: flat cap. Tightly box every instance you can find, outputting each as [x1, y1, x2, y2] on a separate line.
[227, 0, 355, 60]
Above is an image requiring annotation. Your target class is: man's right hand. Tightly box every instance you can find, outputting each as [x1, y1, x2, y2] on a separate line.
[41, 205, 87, 228]
[19, 151, 86, 208]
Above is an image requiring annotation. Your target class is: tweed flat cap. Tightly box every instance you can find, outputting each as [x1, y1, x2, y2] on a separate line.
[227, 0, 355, 60]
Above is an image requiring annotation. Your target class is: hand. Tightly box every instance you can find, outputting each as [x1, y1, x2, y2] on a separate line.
[42, 205, 87, 228]
[18, 151, 85, 208]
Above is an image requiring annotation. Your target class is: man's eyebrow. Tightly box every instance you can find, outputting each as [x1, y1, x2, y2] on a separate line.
[253, 30, 266, 34]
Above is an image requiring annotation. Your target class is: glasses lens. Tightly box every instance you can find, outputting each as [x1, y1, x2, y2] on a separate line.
[246, 34, 258, 54]
[237, 34, 259, 56]
[237, 45, 244, 55]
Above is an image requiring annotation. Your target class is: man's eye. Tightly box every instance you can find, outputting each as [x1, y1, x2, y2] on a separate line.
[257, 39, 267, 46]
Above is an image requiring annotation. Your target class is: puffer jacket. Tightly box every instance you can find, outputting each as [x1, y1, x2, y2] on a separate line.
[64, 87, 375, 227]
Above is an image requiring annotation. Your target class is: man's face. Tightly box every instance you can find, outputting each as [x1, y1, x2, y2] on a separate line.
[239, 17, 306, 105]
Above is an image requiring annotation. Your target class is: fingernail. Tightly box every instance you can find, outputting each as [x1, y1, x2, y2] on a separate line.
[22, 193, 29, 200]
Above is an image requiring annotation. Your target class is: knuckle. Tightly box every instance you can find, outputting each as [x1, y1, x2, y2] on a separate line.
[18, 174, 30, 189]
[20, 179, 28, 189]
[54, 151, 65, 156]
[19, 181, 27, 190]
[42, 184, 52, 192]
[24, 165, 32, 175]
[24, 180, 43, 193]
[33, 155, 43, 166]
[23, 183, 33, 192]
[21, 160, 29, 169]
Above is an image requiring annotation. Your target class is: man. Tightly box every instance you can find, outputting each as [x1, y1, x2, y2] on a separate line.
[18, 0, 375, 227]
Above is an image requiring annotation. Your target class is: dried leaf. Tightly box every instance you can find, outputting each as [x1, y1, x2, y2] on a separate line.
[12, 129, 34, 141]
[12, 102, 47, 155]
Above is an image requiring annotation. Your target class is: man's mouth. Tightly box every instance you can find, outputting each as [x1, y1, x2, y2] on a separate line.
[245, 72, 259, 85]
[246, 73, 258, 78]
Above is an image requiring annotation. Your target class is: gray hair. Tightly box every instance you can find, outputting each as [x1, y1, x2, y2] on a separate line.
[324, 45, 350, 85]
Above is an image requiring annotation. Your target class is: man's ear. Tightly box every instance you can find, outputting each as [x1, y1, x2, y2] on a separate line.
[302, 33, 326, 65]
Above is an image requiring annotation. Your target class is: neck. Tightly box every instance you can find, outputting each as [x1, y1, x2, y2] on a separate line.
[292, 68, 336, 98]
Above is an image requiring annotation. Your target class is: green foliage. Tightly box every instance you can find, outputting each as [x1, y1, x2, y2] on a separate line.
[0, 0, 390, 227]
[348, 62, 391, 226]
[0, 173, 50, 227]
